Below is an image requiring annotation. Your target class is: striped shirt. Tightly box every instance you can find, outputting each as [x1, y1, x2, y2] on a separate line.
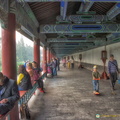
[108, 60, 118, 74]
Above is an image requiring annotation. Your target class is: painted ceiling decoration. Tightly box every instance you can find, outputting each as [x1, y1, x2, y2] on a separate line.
[1, 0, 120, 57]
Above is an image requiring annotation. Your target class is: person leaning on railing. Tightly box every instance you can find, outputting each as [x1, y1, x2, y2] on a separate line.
[32, 61, 45, 93]
[26, 63, 34, 86]
[17, 65, 32, 91]
[0, 72, 20, 115]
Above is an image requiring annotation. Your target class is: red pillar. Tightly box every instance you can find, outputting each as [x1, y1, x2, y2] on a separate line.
[47, 48, 50, 63]
[51, 52, 54, 59]
[43, 47, 47, 73]
[34, 40, 40, 67]
[50, 51, 52, 60]
[2, 13, 19, 120]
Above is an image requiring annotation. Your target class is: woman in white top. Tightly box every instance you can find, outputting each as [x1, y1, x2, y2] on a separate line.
[71, 58, 74, 69]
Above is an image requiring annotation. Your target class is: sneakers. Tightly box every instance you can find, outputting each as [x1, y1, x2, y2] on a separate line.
[93, 91, 100, 95]
[38, 88, 45, 93]
[95, 92, 100, 95]
[40, 90, 45, 93]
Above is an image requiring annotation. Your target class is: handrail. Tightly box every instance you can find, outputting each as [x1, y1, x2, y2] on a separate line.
[19, 82, 38, 105]
[0, 72, 47, 120]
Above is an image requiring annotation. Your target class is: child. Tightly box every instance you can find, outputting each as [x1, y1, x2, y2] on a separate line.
[92, 65, 101, 94]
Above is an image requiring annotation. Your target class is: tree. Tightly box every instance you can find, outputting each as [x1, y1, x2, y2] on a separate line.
[16, 37, 33, 62]
[16, 37, 28, 62]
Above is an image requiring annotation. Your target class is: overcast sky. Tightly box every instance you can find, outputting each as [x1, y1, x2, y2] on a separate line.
[0, 23, 33, 47]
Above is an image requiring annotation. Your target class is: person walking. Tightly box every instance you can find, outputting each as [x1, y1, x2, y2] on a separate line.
[57, 58, 60, 71]
[52, 58, 57, 76]
[92, 65, 100, 94]
[71, 58, 74, 69]
[67, 59, 71, 69]
[108, 54, 119, 91]
[63, 58, 66, 68]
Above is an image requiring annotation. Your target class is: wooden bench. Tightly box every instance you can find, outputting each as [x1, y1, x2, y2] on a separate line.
[19, 91, 27, 97]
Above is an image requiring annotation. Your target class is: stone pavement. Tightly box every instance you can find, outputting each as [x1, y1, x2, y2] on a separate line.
[30, 67, 120, 120]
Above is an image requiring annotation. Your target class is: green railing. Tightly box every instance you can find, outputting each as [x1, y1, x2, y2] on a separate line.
[0, 72, 47, 120]
[19, 72, 46, 105]
[19, 82, 38, 105]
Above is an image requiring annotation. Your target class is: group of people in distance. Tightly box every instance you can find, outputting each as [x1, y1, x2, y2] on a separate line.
[92, 54, 119, 95]
[62, 57, 75, 69]
[47, 58, 60, 77]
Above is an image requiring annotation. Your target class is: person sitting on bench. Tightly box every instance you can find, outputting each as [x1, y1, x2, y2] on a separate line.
[0, 72, 19, 115]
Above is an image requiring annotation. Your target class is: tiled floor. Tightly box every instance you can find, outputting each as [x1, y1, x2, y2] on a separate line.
[30, 67, 120, 120]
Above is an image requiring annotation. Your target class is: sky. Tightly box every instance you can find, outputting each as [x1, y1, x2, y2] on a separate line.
[16, 31, 33, 47]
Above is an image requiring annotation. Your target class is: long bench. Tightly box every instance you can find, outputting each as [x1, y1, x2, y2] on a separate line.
[0, 72, 47, 120]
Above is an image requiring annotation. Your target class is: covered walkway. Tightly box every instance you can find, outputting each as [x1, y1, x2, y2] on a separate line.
[1, 0, 120, 119]
[30, 67, 120, 120]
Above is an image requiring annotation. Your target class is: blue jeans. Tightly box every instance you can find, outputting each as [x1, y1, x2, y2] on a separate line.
[92, 80, 99, 92]
[53, 67, 57, 76]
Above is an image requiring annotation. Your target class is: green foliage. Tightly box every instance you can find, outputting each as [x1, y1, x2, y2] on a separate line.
[16, 37, 33, 62]
[0, 36, 34, 72]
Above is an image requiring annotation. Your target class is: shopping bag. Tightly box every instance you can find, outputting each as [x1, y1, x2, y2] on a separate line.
[117, 74, 120, 84]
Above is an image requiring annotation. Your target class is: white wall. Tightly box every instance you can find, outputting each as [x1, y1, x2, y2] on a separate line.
[69, 42, 120, 67]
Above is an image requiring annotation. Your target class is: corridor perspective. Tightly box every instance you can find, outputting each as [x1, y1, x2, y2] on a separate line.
[1, 0, 120, 120]
[30, 66, 120, 120]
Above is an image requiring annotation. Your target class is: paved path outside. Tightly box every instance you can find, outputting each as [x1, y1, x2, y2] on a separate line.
[30, 67, 120, 120]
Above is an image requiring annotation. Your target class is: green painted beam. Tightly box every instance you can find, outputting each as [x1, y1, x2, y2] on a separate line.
[52, 46, 87, 50]
[50, 43, 95, 47]
[40, 24, 120, 34]
[0, 0, 9, 13]
[17, 0, 39, 27]
[47, 38, 105, 43]
[16, 3, 39, 37]
[23, 0, 120, 2]
[56, 15, 108, 23]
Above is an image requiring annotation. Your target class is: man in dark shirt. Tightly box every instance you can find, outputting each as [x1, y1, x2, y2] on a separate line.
[0, 72, 19, 115]
[57, 58, 60, 71]
[108, 54, 119, 91]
